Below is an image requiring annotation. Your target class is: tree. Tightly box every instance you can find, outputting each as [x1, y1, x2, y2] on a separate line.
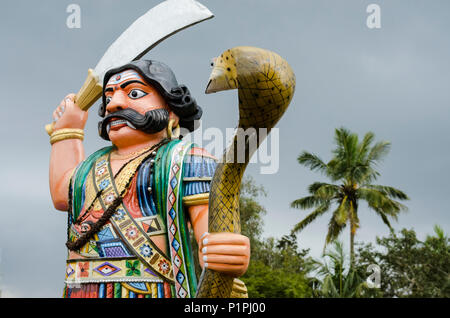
[239, 177, 267, 251]
[356, 226, 450, 297]
[190, 176, 313, 297]
[238, 176, 313, 297]
[291, 127, 409, 267]
[311, 241, 378, 298]
[242, 237, 313, 297]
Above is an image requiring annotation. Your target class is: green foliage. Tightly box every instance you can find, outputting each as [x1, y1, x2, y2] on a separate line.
[311, 241, 380, 298]
[239, 177, 267, 250]
[242, 237, 313, 298]
[243, 259, 312, 298]
[356, 226, 450, 297]
[291, 127, 409, 265]
[239, 177, 313, 298]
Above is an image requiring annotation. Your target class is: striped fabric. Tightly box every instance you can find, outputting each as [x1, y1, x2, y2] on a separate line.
[64, 282, 172, 298]
[183, 151, 217, 197]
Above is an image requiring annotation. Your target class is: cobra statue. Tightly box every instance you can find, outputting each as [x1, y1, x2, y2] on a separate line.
[196, 46, 296, 298]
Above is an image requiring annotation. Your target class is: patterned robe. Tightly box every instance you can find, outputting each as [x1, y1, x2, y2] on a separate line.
[63, 140, 216, 298]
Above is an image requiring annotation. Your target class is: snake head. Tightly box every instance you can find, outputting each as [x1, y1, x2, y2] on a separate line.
[205, 46, 296, 130]
[205, 49, 238, 94]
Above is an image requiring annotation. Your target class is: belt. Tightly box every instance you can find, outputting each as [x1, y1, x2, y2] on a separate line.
[65, 258, 165, 285]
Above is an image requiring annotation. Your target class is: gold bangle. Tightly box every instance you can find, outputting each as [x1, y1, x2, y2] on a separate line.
[50, 128, 84, 145]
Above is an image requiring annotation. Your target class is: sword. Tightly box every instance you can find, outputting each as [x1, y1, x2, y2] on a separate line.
[46, 0, 214, 135]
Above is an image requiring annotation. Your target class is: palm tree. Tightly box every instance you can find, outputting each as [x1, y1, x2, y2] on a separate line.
[291, 127, 409, 267]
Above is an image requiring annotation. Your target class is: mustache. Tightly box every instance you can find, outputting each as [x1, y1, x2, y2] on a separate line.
[98, 108, 169, 141]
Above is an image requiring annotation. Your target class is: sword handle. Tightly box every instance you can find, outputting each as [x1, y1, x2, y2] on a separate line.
[76, 69, 103, 111]
[45, 69, 103, 136]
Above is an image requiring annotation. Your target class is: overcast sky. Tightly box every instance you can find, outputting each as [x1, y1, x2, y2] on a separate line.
[0, 0, 449, 297]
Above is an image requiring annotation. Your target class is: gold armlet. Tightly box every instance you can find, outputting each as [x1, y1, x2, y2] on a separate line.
[50, 128, 84, 145]
[182, 193, 210, 207]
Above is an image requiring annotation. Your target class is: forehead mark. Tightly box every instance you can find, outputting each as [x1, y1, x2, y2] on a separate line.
[106, 70, 144, 86]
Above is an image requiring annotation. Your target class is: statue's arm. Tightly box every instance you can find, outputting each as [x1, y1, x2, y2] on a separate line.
[50, 139, 85, 211]
[188, 203, 209, 245]
[49, 94, 88, 211]
[188, 204, 250, 278]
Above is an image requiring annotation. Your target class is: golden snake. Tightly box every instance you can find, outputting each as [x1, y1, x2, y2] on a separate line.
[195, 46, 296, 298]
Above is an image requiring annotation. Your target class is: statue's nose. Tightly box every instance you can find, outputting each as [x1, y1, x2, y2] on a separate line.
[105, 92, 128, 114]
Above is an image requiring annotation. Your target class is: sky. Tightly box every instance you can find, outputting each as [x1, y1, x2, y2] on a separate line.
[0, 0, 449, 297]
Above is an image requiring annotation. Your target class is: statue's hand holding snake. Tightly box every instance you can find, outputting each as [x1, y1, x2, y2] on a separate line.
[198, 232, 250, 278]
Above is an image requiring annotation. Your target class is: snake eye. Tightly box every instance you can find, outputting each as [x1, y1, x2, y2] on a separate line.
[128, 89, 147, 99]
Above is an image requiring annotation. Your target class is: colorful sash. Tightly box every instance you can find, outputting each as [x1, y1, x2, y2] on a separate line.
[154, 140, 197, 298]
[92, 152, 175, 284]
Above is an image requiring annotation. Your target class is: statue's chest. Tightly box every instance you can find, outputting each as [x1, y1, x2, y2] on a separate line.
[73, 156, 158, 235]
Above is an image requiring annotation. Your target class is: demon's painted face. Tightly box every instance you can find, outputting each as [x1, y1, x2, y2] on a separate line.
[104, 69, 167, 118]
[102, 69, 172, 146]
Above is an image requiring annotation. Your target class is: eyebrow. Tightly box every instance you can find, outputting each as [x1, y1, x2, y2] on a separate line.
[105, 87, 114, 93]
[120, 80, 147, 89]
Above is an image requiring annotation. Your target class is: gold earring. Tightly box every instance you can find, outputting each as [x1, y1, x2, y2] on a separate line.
[167, 119, 181, 140]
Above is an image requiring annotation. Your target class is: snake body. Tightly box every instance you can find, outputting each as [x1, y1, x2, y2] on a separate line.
[195, 46, 296, 298]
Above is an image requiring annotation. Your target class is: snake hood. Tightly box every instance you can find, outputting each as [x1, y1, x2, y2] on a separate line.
[206, 46, 296, 131]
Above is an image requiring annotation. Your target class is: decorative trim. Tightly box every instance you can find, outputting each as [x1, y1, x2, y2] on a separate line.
[135, 215, 166, 237]
[166, 142, 193, 298]
[65, 259, 163, 285]
[122, 282, 155, 295]
[65, 278, 162, 285]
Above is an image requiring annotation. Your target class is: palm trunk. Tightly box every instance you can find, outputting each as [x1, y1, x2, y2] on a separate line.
[350, 224, 355, 269]
[349, 200, 356, 270]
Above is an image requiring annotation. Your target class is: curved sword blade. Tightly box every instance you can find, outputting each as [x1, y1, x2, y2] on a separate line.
[94, 0, 214, 83]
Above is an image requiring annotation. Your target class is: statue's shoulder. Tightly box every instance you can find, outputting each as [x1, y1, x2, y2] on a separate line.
[153, 140, 217, 180]
[186, 146, 217, 161]
[73, 147, 113, 181]
[86, 147, 114, 162]
[182, 145, 216, 205]
[183, 145, 217, 179]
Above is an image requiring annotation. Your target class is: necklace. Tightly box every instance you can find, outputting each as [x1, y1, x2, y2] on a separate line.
[110, 142, 160, 161]
[73, 137, 169, 225]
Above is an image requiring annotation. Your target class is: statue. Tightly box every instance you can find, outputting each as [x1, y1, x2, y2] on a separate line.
[47, 0, 295, 299]
[50, 59, 250, 298]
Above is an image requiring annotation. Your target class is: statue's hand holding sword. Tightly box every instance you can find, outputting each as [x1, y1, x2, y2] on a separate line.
[51, 93, 88, 133]
[46, 0, 214, 135]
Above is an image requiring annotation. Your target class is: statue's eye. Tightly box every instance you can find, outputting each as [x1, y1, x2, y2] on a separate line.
[128, 89, 147, 99]
[105, 96, 112, 105]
